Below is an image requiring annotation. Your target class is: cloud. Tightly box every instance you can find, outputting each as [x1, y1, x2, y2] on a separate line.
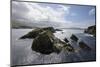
[12, 1, 95, 28]
[89, 8, 95, 15]
[12, 1, 72, 28]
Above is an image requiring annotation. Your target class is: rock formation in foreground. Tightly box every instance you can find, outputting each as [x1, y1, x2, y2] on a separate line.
[19, 27, 74, 54]
[31, 30, 74, 54]
[31, 31, 54, 54]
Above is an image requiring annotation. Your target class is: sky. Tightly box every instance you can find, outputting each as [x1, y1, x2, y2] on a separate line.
[12, 1, 96, 28]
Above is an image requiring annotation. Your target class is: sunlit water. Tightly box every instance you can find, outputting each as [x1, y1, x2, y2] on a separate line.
[11, 29, 96, 66]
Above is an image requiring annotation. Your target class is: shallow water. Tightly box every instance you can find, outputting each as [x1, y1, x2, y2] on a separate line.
[11, 29, 96, 66]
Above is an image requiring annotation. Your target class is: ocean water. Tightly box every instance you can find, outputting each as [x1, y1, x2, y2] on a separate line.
[11, 29, 96, 66]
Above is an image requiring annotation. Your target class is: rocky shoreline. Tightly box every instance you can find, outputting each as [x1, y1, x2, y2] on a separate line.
[19, 26, 96, 54]
[20, 27, 74, 54]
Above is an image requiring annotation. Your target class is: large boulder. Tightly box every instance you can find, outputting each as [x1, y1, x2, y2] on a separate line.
[31, 31, 55, 54]
[84, 25, 96, 37]
[70, 34, 78, 42]
[20, 27, 55, 39]
[31, 30, 74, 54]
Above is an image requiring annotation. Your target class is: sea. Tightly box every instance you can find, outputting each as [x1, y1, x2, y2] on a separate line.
[11, 29, 96, 66]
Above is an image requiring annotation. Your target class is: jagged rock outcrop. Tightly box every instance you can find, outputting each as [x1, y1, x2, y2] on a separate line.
[31, 31, 55, 54]
[20, 27, 55, 39]
[84, 25, 96, 37]
[19, 27, 74, 54]
[31, 30, 74, 54]
[20, 28, 42, 39]
[70, 34, 78, 42]
[63, 43, 74, 52]
[64, 38, 69, 43]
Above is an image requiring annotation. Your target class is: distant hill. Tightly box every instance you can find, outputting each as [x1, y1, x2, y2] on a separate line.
[11, 20, 35, 29]
[11, 20, 87, 30]
[59, 27, 85, 30]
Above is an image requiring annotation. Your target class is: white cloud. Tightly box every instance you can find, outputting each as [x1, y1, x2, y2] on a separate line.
[12, 1, 96, 28]
[12, 1, 72, 28]
[89, 8, 95, 15]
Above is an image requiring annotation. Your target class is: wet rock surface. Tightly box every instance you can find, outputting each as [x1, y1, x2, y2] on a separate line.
[64, 38, 69, 43]
[31, 30, 74, 54]
[70, 34, 78, 42]
[31, 31, 54, 54]
[19, 27, 75, 54]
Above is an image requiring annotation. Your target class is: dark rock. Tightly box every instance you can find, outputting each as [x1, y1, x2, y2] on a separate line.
[20, 28, 43, 39]
[70, 34, 78, 42]
[64, 43, 74, 52]
[84, 25, 96, 37]
[20, 27, 55, 39]
[53, 38, 74, 53]
[64, 38, 69, 43]
[79, 41, 91, 50]
[31, 31, 55, 54]
[53, 38, 65, 53]
[31, 30, 74, 54]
